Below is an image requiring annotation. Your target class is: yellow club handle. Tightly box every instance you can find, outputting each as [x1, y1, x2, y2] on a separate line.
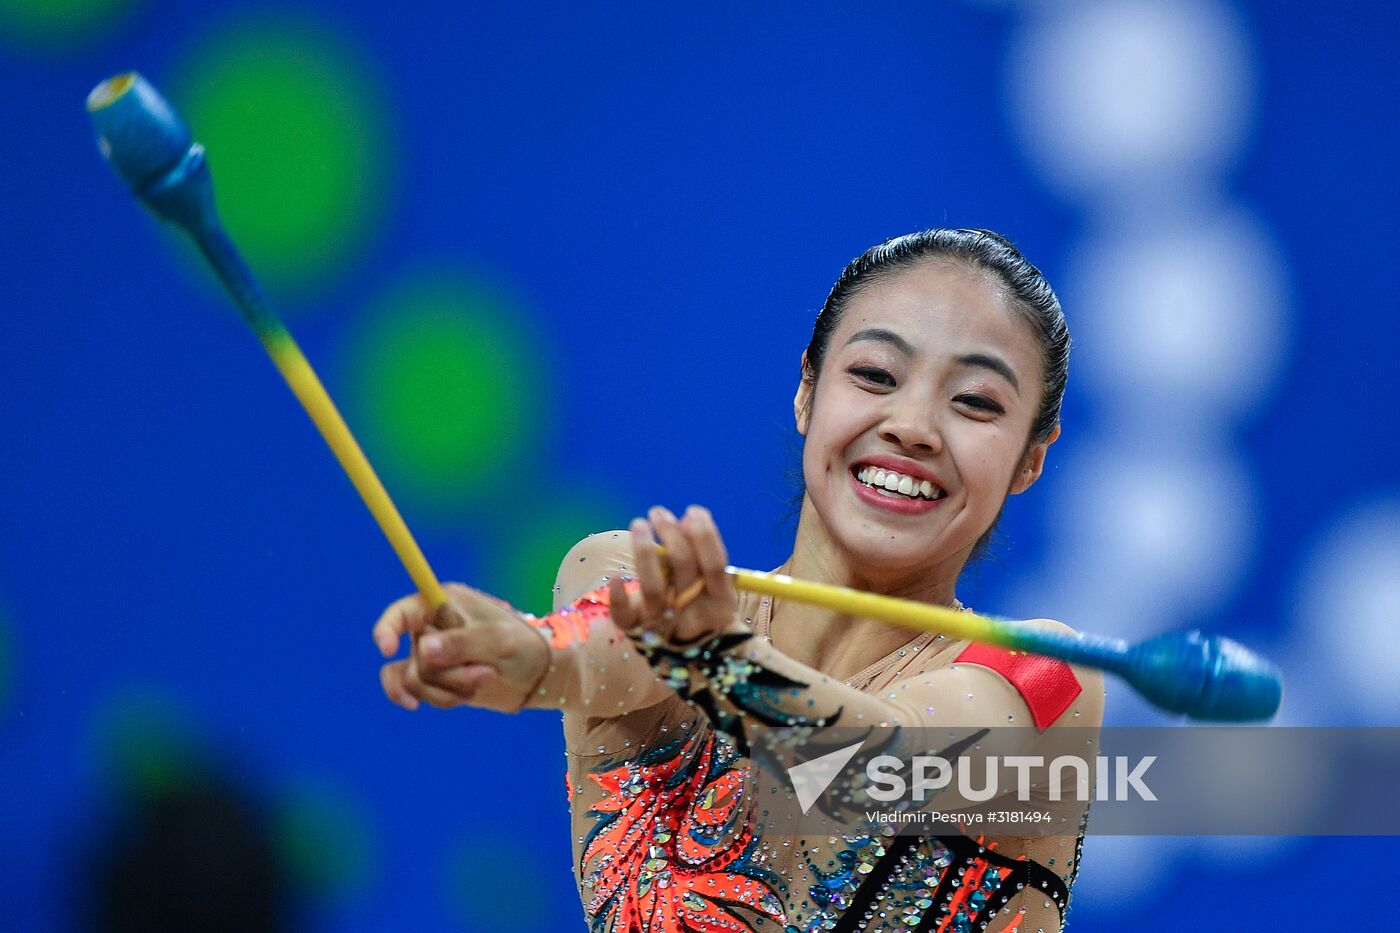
[726, 565, 999, 645]
[652, 545, 1003, 647]
[266, 336, 448, 610]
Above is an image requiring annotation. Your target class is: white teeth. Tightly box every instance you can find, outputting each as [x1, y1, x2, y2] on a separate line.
[855, 465, 943, 501]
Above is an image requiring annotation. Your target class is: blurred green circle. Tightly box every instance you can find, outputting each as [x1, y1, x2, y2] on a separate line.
[447, 835, 553, 930]
[174, 18, 390, 295]
[347, 273, 546, 507]
[0, 0, 135, 47]
[96, 689, 203, 800]
[274, 782, 371, 899]
[494, 497, 623, 617]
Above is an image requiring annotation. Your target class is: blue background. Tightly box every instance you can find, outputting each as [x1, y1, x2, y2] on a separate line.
[2, 1, 1397, 929]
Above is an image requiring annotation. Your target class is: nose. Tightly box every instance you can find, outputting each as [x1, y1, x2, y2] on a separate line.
[877, 398, 944, 455]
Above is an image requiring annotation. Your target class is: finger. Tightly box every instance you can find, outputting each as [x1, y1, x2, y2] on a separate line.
[649, 505, 698, 593]
[379, 660, 420, 710]
[402, 656, 471, 709]
[423, 662, 497, 698]
[417, 627, 502, 672]
[686, 505, 738, 607]
[630, 517, 669, 619]
[609, 574, 637, 631]
[373, 593, 430, 657]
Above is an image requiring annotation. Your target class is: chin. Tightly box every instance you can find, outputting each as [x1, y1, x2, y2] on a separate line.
[833, 509, 982, 573]
[836, 526, 942, 574]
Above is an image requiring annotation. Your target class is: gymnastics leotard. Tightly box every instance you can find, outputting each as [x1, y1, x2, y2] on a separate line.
[524, 532, 1104, 933]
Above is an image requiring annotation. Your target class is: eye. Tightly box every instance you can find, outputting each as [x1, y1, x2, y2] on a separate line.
[849, 366, 894, 387]
[955, 394, 1005, 416]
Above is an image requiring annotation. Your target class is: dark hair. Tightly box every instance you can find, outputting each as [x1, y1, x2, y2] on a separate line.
[789, 228, 1070, 561]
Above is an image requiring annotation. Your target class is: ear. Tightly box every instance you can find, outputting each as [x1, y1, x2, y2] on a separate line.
[793, 351, 815, 436]
[1010, 423, 1060, 495]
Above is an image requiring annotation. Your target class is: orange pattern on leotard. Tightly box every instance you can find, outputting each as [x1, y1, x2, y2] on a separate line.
[527, 582, 631, 649]
[578, 726, 787, 932]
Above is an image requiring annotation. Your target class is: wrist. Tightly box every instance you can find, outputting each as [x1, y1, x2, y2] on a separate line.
[516, 587, 614, 711]
[630, 627, 756, 697]
[517, 613, 565, 710]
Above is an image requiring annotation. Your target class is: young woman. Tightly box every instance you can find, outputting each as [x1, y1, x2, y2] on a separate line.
[373, 229, 1106, 932]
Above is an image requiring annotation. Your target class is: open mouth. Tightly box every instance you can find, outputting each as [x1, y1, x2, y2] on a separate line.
[852, 464, 946, 502]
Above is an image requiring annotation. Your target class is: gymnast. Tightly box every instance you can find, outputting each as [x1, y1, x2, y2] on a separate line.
[373, 229, 1106, 932]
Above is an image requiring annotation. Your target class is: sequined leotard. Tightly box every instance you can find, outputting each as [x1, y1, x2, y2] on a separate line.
[527, 532, 1105, 933]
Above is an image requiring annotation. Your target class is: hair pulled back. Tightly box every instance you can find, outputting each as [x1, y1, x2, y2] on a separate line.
[803, 228, 1069, 444]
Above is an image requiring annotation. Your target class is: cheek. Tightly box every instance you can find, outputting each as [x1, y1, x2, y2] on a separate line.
[802, 422, 841, 487]
[801, 406, 866, 495]
[959, 432, 1025, 497]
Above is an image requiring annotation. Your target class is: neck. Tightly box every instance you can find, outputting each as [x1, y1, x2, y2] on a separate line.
[768, 496, 967, 678]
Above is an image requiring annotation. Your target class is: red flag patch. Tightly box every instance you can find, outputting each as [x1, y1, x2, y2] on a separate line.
[954, 643, 1082, 731]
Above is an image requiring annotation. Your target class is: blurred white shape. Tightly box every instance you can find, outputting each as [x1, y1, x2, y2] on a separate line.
[1072, 834, 1184, 913]
[1295, 498, 1400, 723]
[1067, 209, 1289, 417]
[1006, 0, 1255, 197]
[1058, 444, 1253, 617]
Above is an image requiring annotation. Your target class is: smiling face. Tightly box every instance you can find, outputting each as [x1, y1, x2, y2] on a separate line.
[793, 259, 1058, 585]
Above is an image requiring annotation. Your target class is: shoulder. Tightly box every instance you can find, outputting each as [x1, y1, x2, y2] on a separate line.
[954, 618, 1105, 731]
[557, 529, 632, 568]
[553, 530, 634, 611]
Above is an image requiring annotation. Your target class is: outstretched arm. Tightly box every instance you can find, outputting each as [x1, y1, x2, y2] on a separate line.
[373, 506, 1102, 753]
[372, 531, 689, 721]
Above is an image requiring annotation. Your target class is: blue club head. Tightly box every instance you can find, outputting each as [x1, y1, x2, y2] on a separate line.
[1190, 634, 1284, 722]
[88, 72, 217, 232]
[1129, 630, 1283, 722]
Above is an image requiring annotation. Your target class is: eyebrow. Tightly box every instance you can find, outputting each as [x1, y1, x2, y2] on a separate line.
[845, 327, 916, 357]
[844, 328, 1021, 394]
[957, 353, 1021, 395]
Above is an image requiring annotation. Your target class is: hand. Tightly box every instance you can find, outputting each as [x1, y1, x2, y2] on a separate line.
[373, 583, 549, 713]
[609, 505, 744, 647]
